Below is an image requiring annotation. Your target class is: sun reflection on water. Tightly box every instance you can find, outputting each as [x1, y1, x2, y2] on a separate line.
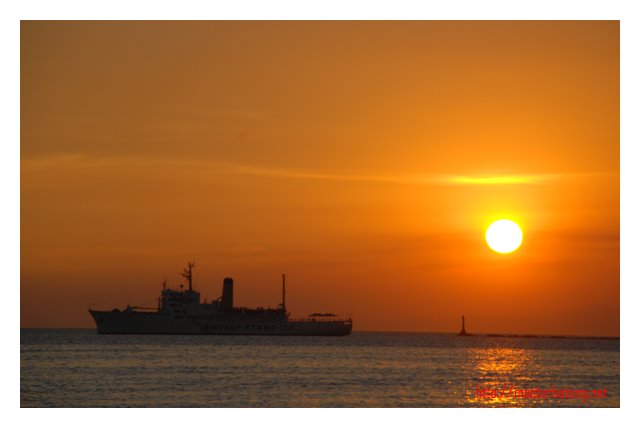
[465, 347, 535, 407]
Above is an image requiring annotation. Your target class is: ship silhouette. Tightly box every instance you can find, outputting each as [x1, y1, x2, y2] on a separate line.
[89, 262, 352, 336]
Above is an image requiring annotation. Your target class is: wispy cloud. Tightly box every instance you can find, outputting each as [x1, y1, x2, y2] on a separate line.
[228, 164, 415, 184]
[225, 164, 594, 187]
[442, 174, 558, 186]
[22, 154, 612, 187]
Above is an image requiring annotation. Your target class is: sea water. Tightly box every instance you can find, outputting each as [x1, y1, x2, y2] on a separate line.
[20, 329, 619, 407]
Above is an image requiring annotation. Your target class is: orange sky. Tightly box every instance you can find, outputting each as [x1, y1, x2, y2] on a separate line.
[20, 21, 619, 335]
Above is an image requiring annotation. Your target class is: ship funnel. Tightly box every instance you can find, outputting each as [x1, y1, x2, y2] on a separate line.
[222, 277, 234, 311]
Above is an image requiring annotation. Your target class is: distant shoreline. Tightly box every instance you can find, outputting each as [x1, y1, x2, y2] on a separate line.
[19, 327, 620, 340]
[481, 333, 619, 340]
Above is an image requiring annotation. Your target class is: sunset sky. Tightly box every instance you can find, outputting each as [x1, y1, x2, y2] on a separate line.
[21, 21, 619, 335]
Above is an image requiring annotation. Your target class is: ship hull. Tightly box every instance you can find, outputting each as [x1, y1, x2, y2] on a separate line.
[89, 310, 352, 336]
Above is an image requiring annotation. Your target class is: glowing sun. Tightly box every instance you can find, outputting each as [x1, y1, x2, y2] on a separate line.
[485, 219, 523, 254]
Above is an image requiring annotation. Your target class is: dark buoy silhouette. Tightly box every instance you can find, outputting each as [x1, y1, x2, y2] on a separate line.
[458, 315, 471, 336]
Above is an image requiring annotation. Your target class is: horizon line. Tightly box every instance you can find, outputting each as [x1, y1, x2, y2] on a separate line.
[19, 326, 620, 340]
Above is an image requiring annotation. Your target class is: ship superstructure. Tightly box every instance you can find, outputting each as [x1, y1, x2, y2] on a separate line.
[89, 262, 352, 336]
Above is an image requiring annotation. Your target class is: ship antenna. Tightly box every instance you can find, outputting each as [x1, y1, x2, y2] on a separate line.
[180, 261, 196, 292]
[282, 273, 286, 312]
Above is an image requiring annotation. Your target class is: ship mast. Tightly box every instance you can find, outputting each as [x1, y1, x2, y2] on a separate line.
[282, 273, 286, 312]
[180, 261, 196, 292]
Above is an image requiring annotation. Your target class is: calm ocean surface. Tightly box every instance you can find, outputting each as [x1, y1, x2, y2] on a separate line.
[21, 329, 619, 407]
